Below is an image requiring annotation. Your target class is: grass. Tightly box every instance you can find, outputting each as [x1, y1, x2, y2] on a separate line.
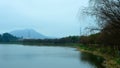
[77, 44, 120, 68]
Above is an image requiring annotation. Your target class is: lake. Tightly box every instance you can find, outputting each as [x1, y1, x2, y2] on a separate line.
[0, 44, 105, 68]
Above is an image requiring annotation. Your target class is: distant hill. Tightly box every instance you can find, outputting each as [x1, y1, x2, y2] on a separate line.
[9, 29, 48, 39]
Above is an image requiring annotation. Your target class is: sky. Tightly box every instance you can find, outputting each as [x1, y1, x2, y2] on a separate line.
[0, 0, 90, 38]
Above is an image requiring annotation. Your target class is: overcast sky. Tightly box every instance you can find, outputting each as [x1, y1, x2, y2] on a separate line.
[0, 0, 90, 37]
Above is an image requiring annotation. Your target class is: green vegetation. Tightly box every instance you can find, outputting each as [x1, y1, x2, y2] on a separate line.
[78, 44, 120, 68]
[0, 33, 18, 42]
[79, 33, 120, 58]
[21, 36, 80, 45]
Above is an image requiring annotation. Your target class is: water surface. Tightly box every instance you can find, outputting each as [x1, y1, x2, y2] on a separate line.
[0, 44, 104, 68]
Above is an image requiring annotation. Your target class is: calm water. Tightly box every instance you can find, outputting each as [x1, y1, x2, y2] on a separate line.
[0, 44, 104, 68]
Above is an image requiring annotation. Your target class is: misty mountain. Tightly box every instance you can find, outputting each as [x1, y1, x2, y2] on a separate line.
[9, 29, 48, 39]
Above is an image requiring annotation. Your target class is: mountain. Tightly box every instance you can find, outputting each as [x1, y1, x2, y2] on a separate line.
[9, 29, 48, 39]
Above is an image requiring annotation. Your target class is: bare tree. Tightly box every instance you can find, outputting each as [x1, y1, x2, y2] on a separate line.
[83, 0, 120, 54]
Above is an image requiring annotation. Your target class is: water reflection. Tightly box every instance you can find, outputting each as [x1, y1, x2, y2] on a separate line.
[80, 52, 105, 68]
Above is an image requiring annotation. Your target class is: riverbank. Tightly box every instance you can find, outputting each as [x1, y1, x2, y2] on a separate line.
[77, 45, 120, 68]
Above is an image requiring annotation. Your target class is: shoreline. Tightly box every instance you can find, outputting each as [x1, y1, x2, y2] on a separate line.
[77, 46, 120, 68]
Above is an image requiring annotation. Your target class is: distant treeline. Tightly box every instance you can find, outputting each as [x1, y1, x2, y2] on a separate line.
[0, 33, 18, 42]
[0, 33, 80, 44]
[22, 36, 80, 44]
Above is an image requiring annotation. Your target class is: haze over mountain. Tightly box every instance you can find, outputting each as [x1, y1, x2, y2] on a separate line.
[9, 29, 48, 39]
